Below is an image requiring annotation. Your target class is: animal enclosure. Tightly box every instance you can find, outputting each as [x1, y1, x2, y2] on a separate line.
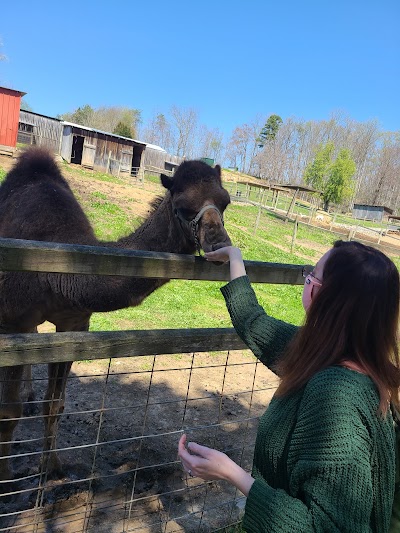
[0, 239, 305, 532]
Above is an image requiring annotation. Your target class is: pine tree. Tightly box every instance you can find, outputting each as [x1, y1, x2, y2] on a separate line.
[257, 114, 283, 147]
[113, 122, 133, 138]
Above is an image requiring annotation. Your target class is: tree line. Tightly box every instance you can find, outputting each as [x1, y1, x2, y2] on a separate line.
[1, 34, 399, 213]
[59, 104, 400, 213]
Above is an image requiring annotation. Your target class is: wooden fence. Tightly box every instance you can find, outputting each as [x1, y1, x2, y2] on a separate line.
[0, 238, 305, 369]
[0, 238, 306, 532]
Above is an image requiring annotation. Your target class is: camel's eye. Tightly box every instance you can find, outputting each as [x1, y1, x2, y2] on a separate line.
[177, 207, 195, 220]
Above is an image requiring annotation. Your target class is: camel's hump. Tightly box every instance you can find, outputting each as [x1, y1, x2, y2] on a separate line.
[0, 148, 69, 191]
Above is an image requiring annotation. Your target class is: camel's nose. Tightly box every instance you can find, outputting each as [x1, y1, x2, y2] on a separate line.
[212, 238, 232, 251]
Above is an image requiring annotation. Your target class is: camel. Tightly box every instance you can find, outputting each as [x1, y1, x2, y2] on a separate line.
[0, 148, 231, 485]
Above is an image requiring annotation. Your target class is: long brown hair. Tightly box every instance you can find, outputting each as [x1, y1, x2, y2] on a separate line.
[276, 240, 400, 414]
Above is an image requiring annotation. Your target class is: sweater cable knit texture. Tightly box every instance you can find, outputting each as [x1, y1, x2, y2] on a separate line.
[220, 275, 395, 533]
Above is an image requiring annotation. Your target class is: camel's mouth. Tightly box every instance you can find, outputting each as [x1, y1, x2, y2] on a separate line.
[211, 241, 232, 251]
[200, 238, 232, 254]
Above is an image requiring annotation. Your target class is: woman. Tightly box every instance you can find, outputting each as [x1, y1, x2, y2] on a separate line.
[178, 240, 400, 532]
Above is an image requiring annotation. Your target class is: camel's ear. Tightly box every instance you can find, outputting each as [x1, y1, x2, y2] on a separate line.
[161, 173, 173, 190]
[214, 164, 222, 180]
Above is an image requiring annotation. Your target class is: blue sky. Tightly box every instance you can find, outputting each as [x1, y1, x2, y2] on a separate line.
[1, 0, 399, 138]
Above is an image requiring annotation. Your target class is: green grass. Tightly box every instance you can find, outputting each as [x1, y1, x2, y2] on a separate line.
[0, 167, 6, 184]
[62, 160, 126, 185]
[145, 173, 161, 184]
[88, 202, 311, 333]
[86, 196, 142, 241]
[1, 157, 399, 333]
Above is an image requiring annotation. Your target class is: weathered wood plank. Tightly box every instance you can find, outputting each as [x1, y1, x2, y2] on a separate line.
[0, 328, 248, 368]
[0, 238, 307, 284]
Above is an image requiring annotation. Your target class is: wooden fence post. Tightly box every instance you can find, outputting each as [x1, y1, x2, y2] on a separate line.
[378, 224, 385, 245]
[329, 213, 337, 232]
[254, 204, 262, 236]
[290, 217, 299, 253]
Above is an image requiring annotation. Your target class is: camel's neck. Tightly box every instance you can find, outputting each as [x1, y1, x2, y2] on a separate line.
[115, 193, 194, 255]
[72, 193, 195, 313]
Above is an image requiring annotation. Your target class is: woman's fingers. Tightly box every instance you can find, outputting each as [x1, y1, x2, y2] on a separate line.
[178, 433, 187, 451]
[178, 434, 195, 474]
[178, 435, 230, 480]
[187, 441, 212, 458]
[178, 434, 192, 461]
[204, 247, 232, 262]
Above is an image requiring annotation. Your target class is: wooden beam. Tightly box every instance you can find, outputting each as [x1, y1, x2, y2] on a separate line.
[0, 238, 306, 285]
[0, 328, 248, 368]
[285, 188, 299, 222]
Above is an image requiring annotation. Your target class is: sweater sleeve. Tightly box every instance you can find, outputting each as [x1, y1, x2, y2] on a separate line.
[220, 275, 298, 372]
[243, 373, 381, 533]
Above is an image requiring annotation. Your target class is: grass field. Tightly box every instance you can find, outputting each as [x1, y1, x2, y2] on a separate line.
[84, 183, 330, 333]
[1, 157, 399, 334]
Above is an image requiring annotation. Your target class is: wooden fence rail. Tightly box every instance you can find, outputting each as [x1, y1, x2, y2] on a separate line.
[0, 237, 307, 284]
[0, 237, 308, 368]
[0, 328, 247, 368]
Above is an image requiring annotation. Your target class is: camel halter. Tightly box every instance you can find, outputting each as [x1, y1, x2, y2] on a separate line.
[174, 204, 225, 253]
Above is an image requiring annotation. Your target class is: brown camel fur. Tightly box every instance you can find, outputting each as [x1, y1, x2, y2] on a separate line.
[0, 148, 231, 484]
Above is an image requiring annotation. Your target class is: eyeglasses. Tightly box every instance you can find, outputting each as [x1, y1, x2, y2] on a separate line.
[302, 266, 322, 286]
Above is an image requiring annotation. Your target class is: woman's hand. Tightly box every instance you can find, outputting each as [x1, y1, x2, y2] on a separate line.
[178, 434, 255, 495]
[178, 434, 233, 481]
[205, 247, 246, 280]
[205, 246, 238, 263]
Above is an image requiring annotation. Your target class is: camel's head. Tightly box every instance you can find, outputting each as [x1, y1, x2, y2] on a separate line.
[161, 161, 232, 253]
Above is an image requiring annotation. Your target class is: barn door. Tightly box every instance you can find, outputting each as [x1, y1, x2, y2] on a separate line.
[120, 149, 133, 174]
[82, 141, 96, 169]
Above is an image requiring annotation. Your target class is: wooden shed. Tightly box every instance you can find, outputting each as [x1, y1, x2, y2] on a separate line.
[60, 122, 146, 178]
[18, 110, 63, 153]
[352, 203, 393, 222]
[142, 143, 184, 176]
[0, 86, 26, 153]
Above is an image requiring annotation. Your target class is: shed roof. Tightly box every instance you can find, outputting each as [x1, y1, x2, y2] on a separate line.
[277, 184, 322, 194]
[0, 85, 27, 97]
[62, 121, 146, 146]
[145, 143, 167, 152]
[353, 203, 393, 214]
[20, 110, 62, 122]
[236, 180, 321, 194]
[236, 180, 288, 192]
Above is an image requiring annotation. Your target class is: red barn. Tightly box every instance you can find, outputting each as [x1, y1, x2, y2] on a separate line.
[0, 86, 26, 152]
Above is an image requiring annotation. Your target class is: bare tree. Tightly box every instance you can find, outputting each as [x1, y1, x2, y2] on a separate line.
[170, 106, 199, 158]
[344, 119, 380, 206]
[226, 125, 251, 173]
[91, 106, 141, 138]
[61, 105, 141, 138]
[196, 125, 224, 163]
[141, 112, 174, 153]
[369, 134, 400, 209]
[225, 122, 264, 174]
[254, 118, 301, 183]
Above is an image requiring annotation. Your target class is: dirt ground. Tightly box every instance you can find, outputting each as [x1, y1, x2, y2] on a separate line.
[1, 351, 278, 532]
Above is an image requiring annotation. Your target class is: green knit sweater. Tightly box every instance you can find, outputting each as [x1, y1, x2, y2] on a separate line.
[221, 275, 395, 533]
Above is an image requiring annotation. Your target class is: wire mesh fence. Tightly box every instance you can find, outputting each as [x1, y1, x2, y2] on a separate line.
[0, 240, 303, 532]
[0, 349, 279, 532]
